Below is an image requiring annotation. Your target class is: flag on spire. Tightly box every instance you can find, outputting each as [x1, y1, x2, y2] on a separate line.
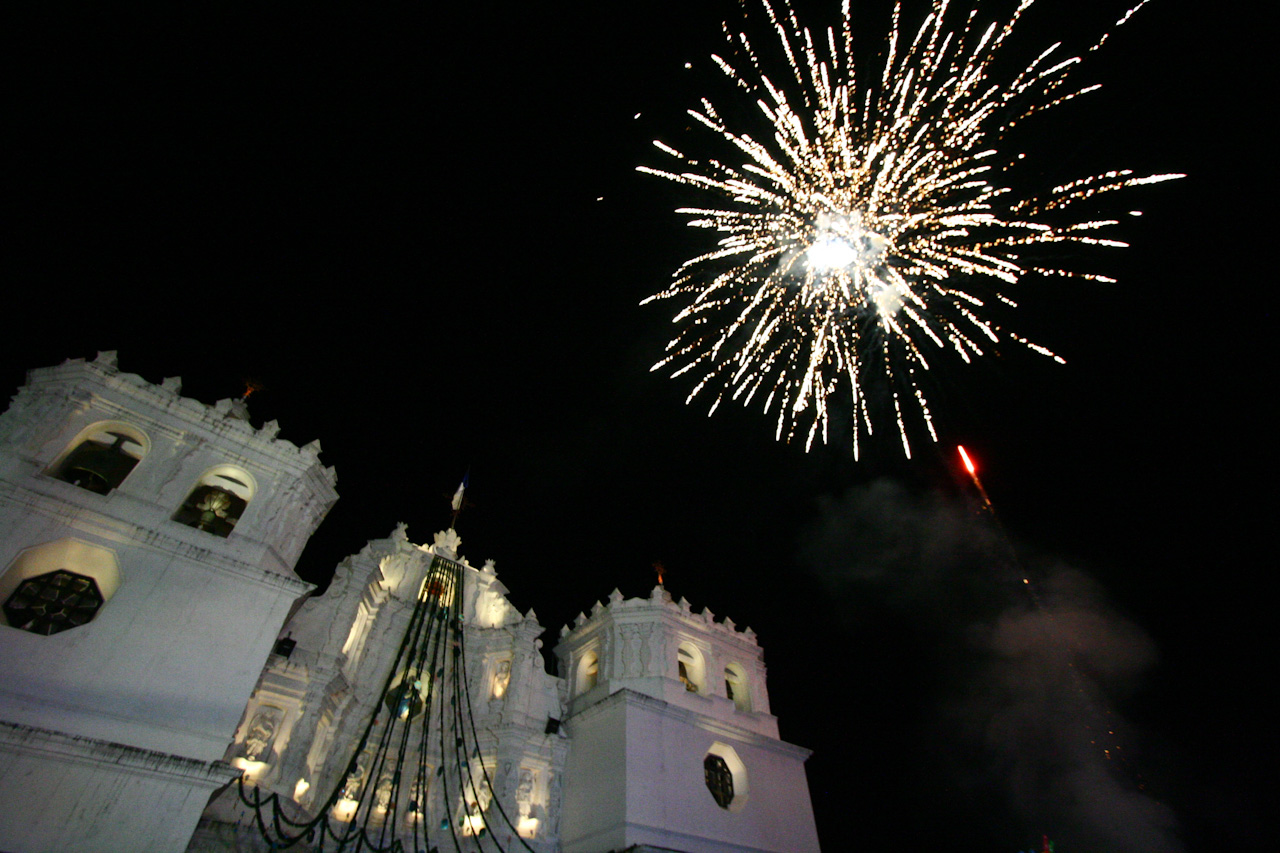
[450, 473, 468, 513]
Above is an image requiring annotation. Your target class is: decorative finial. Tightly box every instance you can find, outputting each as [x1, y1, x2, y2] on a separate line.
[228, 378, 264, 422]
[241, 378, 265, 401]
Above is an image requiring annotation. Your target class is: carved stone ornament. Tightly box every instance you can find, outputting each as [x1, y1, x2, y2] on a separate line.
[243, 709, 281, 761]
[432, 528, 461, 558]
[374, 776, 394, 811]
[516, 769, 535, 818]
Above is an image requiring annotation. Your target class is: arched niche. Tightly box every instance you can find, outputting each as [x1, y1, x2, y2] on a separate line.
[172, 465, 256, 537]
[49, 421, 149, 495]
[490, 656, 512, 699]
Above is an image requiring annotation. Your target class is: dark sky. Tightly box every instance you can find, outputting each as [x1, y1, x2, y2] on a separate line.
[7, 1, 1270, 851]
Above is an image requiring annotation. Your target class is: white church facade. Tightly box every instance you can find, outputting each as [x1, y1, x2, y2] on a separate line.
[0, 354, 820, 853]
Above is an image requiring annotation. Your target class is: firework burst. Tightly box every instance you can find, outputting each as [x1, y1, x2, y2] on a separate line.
[640, 0, 1181, 457]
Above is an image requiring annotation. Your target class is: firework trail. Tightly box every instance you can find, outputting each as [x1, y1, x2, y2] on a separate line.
[640, 0, 1181, 457]
[953, 444, 1159, 831]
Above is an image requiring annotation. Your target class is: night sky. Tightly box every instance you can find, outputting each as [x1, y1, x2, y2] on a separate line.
[7, 1, 1270, 851]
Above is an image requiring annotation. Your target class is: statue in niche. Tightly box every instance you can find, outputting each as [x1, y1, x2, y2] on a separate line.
[342, 753, 369, 799]
[491, 659, 511, 699]
[243, 709, 280, 761]
[516, 769, 535, 818]
[374, 776, 394, 811]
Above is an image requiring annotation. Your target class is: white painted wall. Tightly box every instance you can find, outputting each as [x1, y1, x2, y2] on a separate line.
[0, 723, 237, 853]
[561, 690, 820, 853]
[0, 355, 335, 853]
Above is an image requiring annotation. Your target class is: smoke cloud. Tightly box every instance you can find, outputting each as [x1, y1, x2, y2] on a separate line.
[802, 479, 1182, 853]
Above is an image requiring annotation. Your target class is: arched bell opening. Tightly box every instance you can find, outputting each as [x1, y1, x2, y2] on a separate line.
[677, 642, 706, 694]
[724, 663, 751, 712]
[574, 650, 599, 696]
[173, 466, 255, 537]
[50, 422, 148, 495]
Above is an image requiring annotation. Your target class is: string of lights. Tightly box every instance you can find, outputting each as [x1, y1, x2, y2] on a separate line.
[239, 551, 537, 853]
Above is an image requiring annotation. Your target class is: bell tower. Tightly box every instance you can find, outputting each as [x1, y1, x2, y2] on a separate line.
[554, 585, 821, 853]
[0, 353, 337, 853]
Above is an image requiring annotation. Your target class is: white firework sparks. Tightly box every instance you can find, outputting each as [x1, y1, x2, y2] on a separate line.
[640, 0, 1182, 457]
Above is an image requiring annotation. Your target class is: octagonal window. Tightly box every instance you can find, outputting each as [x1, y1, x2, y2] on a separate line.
[0, 539, 120, 635]
[3, 569, 104, 635]
[704, 753, 734, 808]
[703, 742, 749, 812]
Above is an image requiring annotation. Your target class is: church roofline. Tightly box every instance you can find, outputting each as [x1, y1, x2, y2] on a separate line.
[557, 585, 759, 648]
[17, 352, 337, 488]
